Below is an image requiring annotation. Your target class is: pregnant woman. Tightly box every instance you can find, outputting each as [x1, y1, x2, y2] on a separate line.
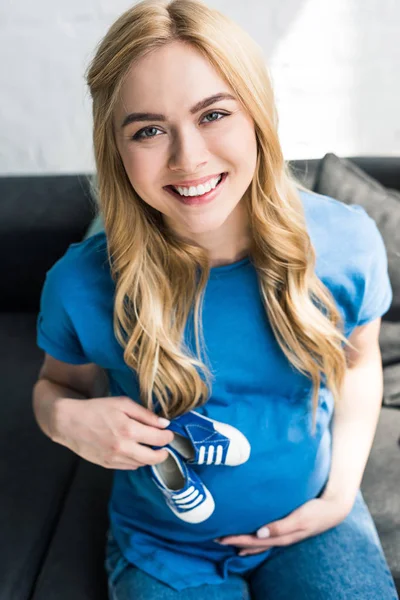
[33, 0, 398, 598]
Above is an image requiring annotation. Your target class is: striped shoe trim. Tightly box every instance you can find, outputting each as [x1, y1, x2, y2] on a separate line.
[198, 446, 206, 464]
[206, 445, 214, 465]
[179, 494, 204, 510]
[215, 445, 223, 465]
[172, 485, 195, 500]
[174, 489, 199, 504]
[197, 443, 225, 465]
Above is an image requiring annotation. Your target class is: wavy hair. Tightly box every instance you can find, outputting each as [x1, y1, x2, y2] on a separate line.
[85, 0, 355, 434]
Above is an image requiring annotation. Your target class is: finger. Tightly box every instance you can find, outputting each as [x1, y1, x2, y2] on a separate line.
[217, 535, 260, 547]
[115, 397, 171, 428]
[105, 452, 148, 469]
[265, 503, 314, 538]
[265, 517, 302, 538]
[217, 527, 305, 547]
[248, 531, 307, 548]
[216, 507, 309, 548]
[105, 460, 146, 470]
[238, 547, 271, 556]
[122, 420, 174, 447]
[124, 443, 170, 466]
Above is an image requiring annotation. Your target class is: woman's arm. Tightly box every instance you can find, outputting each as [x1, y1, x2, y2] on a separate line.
[321, 317, 384, 510]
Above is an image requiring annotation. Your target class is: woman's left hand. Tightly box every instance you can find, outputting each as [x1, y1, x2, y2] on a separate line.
[214, 492, 354, 556]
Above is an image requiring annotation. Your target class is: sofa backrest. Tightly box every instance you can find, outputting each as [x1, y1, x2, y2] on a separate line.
[0, 175, 95, 311]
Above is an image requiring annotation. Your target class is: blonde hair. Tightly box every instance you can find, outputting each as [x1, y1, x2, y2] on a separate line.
[85, 0, 354, 434]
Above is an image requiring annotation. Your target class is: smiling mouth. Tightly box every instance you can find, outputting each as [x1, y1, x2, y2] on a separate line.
[164, 173, 225, 198]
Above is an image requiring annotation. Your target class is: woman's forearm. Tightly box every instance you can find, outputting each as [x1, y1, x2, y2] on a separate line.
[321, 348, 384, 510]
[32, 378, 88, 441]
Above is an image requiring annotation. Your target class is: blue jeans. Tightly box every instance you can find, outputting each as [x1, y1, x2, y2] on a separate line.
[105, 490, 399, 599]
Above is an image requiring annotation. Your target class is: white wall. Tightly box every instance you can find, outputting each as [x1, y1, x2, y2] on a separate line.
[0, 0, 399, 174]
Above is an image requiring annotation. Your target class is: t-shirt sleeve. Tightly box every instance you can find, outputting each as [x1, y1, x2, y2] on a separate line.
[351, 206, 393, 327]
[36, 260, 90, 365]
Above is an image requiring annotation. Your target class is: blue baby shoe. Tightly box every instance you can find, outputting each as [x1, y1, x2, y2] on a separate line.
[166, 410, 251, 466]
[150, 445, 215, 524]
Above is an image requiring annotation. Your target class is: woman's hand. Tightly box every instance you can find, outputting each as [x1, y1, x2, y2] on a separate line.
[214, 492, 354, 556]
[52, 395, 174, 470]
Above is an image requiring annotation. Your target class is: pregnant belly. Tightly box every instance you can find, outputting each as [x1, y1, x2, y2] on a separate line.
[111, 424, 331, 545]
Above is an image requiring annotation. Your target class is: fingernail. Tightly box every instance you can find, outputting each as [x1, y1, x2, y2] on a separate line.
[256, 527, 270, 539]
[213, 539, 225, 544]
[158, 417, 171, 427]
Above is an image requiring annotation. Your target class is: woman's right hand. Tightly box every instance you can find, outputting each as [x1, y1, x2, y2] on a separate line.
[52, 395, 174, 470]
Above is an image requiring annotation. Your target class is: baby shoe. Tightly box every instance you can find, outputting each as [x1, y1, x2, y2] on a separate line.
[150, 445, 215, 524]
[166, 410, 251, 466]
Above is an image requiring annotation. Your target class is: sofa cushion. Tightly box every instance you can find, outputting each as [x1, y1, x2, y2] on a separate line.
[0, 312, 79, 599]
[382, 363, 400, 408]
[361, 406, 400, 593]
[314, 153, 400, 318]
[314, 153, 400, 407]
[31, 460, 112, 600]
[380, 321, 400, 407]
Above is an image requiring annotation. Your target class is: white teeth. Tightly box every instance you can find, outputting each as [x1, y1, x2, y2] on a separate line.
[173, 174, 223, 197]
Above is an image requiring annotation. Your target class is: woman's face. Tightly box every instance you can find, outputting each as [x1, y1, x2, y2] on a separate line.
[113, 41, 257, 259]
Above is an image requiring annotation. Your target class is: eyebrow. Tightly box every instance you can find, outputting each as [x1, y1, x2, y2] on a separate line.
[120, 92, 237, 129]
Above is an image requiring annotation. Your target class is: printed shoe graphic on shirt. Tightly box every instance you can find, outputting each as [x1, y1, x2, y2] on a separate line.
[166, 410, 251, 466]
[150, 445, 215, 524]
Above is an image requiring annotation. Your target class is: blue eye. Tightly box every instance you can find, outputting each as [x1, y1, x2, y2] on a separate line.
[202, 110, 226, 123]
[131, 110, 228, 141]
[132, 126, 160, 141]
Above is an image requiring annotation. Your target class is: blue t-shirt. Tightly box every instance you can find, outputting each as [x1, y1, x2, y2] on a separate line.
[36, 190, 392, 591]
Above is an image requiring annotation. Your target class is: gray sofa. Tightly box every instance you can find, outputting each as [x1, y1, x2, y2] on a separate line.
[0, 154, 399, 599]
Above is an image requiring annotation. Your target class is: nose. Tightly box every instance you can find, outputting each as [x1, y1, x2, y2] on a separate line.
[168, 126, 209, 174]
